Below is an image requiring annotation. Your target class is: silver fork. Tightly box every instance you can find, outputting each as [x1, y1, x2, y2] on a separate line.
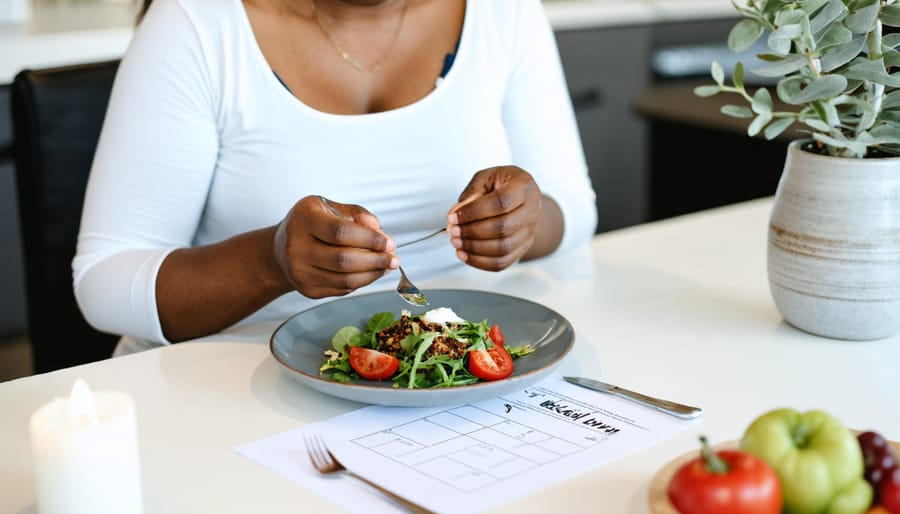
[319, 196, 433, 307]
[393, 228, 447, 307]
[304, 434, 435, 514]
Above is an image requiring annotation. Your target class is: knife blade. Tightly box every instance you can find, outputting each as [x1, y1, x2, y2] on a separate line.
[563, 376, 702, 420]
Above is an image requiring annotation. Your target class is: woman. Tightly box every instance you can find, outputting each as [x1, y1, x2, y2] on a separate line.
[73, 0, 597, 354]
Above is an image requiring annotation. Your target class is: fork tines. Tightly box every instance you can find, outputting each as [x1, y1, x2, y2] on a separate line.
[304, 434, 332, 472]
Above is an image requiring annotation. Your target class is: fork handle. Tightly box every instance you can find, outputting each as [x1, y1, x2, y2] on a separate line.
[346, 471, 436, 514]
[319, 196, 351, 220]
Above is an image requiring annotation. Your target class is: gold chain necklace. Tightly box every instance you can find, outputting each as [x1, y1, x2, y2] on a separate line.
[307, 0, 408, 75]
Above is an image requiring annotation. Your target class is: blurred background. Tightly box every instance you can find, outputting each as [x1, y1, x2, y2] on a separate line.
[0, 0, 796, 380]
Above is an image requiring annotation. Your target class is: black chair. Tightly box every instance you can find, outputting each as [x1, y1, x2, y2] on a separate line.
[11, 61, 121, 373]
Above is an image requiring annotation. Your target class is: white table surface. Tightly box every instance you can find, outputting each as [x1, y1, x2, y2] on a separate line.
[2, 197, 898, 514]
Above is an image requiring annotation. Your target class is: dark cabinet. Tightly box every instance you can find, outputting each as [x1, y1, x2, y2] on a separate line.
[556, 25, 652, 233]
[0, 85, 27, 338]
[556, 17, 784, 230]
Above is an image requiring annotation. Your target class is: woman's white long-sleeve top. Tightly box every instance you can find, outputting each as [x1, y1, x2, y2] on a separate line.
[73, 0, 597, 350]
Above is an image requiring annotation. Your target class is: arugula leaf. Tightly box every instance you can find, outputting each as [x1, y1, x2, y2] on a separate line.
[328, 370, 355, 383]
[319, 349, 358, 381]
[366, 312, 395, 333]
[406, 332, 437, 389]
[507, 344, 536, 358]
[399, 333, 419, 354]
[331, 326, 362, 352]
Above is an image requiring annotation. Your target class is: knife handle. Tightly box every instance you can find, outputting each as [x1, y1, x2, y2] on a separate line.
[613, 387, 702, 420]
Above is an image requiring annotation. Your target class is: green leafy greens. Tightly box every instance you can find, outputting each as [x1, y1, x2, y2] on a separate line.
[319, 311, 534, 389]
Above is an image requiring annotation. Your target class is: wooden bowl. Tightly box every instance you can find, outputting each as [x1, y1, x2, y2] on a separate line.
[649, 436, 900, 514]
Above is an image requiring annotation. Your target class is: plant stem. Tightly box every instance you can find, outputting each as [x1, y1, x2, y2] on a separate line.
[864, 20, 885, 135]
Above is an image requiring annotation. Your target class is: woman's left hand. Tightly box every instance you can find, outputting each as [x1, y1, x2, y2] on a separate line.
[447, 165, 543, 271]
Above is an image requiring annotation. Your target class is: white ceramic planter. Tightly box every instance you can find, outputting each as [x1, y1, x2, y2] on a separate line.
[768, 141, 900, 340]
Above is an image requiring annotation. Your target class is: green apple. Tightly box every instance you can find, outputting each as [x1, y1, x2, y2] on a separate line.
[739, 408, 872, 514]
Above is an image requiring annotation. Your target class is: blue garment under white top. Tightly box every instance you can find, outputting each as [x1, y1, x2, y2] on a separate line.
[73, 0, 597, 353]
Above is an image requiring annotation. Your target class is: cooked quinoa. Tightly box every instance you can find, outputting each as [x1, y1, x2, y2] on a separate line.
[374, 315, 470, 359]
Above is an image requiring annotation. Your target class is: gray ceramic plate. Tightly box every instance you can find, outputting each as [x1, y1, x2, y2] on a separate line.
[270, 289, 575, 407]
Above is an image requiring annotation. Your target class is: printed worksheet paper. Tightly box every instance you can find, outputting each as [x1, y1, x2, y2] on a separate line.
[234, 374, 692, 514]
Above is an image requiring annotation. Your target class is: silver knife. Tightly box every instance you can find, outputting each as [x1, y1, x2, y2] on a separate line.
[563, 376, 702, 420]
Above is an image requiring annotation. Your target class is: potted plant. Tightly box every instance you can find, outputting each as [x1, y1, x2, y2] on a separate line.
[696, 0, 900, 340]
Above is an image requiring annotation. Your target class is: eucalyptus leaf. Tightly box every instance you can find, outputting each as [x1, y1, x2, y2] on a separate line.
[844, 58, 900, 87]
[733, 62, 746, 88]
[880, 4, 900, 27]
[753, 55, 810, 76]
[800, 13, 816, 52]
[811, 101, 828, 123]
[776, 9, 808, 26]
[752, 87, 774, 113]
[810, 0, 848, 35]
[871, 124, 900, 140]
[769, 24, 804, 54]
[856, 131, 877, 146]
[844, 0, 881, 33]
[844, 78, 864, 92]
[822, 100, 841, 126]
[858, 101, 878, 131]
[883, 90, 900, 109]
[728, 19, 766, 51]
[711, 61, 725, 85]
[757, 53, 787, 62]
[722, 104, 754, 118]
[778, 74, 848, 104]
[818, 22, 853, 48]
[761, 0, 782, 18]
[820, 37, 867, 71]
[694, 85, 722, 97]
[804, 118, 834, 131]
[801, 0, 832, 16]
[814, 132, 868, 157]
[876, 145, 900, 156]
[764, 117, 796, 139]
[748, 112, 773, 136]
[885, 34, 900, 48]
[884, 48, 900, 69]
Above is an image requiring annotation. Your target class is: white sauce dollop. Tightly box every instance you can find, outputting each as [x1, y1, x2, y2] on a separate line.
[422, 307, 466, 325]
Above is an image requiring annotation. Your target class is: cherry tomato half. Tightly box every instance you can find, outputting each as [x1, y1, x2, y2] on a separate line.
[488, 324, 505, 347]
[348, 347, 400, 381]
[468, 345, 513, 381]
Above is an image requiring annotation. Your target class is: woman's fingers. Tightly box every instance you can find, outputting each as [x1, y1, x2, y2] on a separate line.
[274, 196, 398, 297]
[448, 167, 543, 271]
[315, 197, 394, 251]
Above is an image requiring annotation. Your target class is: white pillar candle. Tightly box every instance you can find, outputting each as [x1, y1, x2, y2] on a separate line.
[29, 379, 143, 514]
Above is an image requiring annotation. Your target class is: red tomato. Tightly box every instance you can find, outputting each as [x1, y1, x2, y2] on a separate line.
[667, 437, 782, 514]
[488, 324, 505, 347]
[882, 465, 900, 514]
[468, 345, 513, 381]
[348, 347, 400, 381]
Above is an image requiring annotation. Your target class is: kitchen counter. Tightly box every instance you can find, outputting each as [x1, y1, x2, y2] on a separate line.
[1, 0, 740, 84]
[545, 0, 739, 30]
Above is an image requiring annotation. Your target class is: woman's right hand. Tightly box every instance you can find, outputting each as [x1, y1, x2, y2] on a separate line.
[273, 195, 398, 299]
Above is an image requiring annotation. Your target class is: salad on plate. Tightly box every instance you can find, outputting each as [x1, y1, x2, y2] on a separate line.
[319, 307, 535, 389]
